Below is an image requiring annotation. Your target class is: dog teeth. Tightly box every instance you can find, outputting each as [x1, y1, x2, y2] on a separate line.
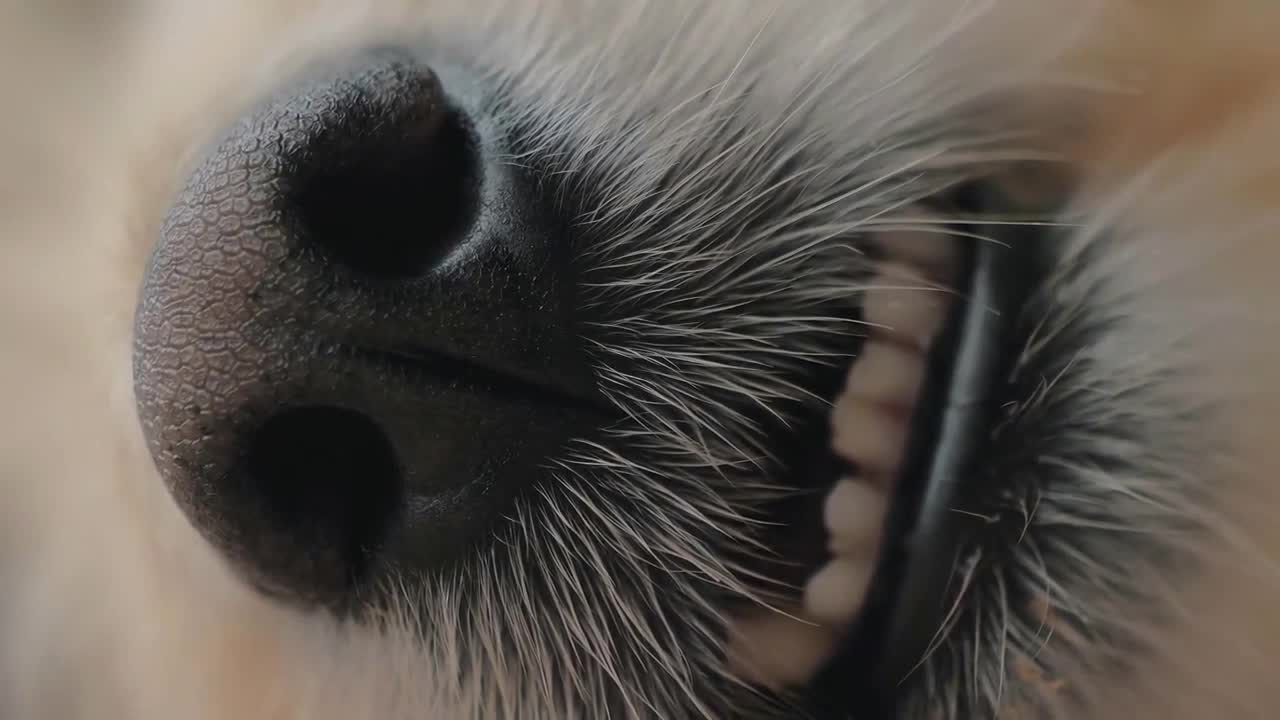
[835, 256, 953, 473]
[831, 399, 906, 474]
[831, 333, 927, 478]
[806, 479, 888, 625]
[872, 219, 961, 283]
[799, 227, 961, 641]
[842, 339, 925, 410]
[726, 223, 962, 691]
[803, 557, 876, 626]
[861, 262, 949, 350]
[823, 478, 888, 553]
[725, 606, 837, 690]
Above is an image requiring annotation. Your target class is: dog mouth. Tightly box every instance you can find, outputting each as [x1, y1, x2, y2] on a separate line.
[131, 47, 1062, 717]
[724, 194, 1043, 710]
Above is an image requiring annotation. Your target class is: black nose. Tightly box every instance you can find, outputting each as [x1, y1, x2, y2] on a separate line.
[133, 49, 608, 609]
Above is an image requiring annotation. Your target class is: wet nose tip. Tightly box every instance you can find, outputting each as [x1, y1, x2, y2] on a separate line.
[132, 51, 484, 605]
[163, 51, 478, 285]
[279, 58, 479, 278]
[134, 48, 605, 612]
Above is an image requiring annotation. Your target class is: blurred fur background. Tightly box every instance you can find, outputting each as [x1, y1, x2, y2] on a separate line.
[3, 2, 1280, 718]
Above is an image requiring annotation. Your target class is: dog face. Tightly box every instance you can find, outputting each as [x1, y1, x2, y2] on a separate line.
[4, 2, 1280, 719]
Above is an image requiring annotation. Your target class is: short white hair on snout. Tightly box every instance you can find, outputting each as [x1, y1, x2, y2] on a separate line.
[4, 2, 1280, 719]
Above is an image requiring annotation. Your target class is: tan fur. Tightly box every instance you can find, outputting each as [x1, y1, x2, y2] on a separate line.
[1068, 8, 1280, 717]
[4, 1, 1280, 718]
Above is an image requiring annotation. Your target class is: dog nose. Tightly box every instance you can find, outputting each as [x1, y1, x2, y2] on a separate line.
[133, 50, 608, 610]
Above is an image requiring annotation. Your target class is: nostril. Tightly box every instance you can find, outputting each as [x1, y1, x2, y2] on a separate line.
[283, 69, 480, 279]
[135, 48, 606, 610]
[240, 406, 403, 594]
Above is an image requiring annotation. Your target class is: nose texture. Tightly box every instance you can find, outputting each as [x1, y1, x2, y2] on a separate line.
[286, 58, 475, 278]
[133, 50, 607, 609]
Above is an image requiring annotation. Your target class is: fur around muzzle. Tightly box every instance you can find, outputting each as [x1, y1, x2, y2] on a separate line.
[4, 2, 1280, 720]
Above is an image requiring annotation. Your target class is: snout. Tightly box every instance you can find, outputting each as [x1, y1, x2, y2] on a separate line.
[133, 49, 608, 609]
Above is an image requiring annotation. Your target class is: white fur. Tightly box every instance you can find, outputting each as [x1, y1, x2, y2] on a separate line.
[4, 1, 1280, 718]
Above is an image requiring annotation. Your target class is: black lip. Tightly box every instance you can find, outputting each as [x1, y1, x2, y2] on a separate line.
[805, 204, 1044, 718]
[876, 220, 1041, 683]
